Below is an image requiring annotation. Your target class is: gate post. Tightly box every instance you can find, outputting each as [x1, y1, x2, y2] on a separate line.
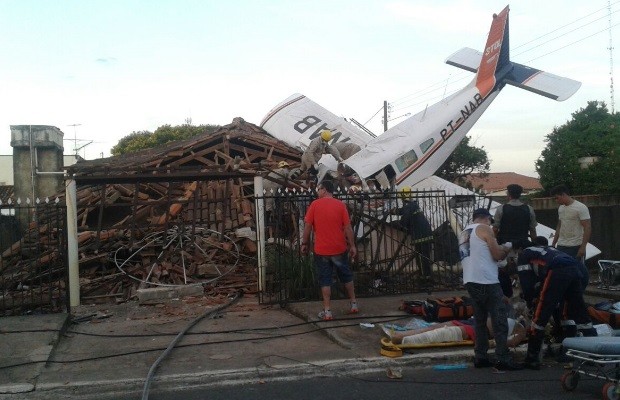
[254, 176, 266, 293]
[66, 179, 80, 307]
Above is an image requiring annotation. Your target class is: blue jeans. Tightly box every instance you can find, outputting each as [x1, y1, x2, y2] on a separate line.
[464, 282, 510, 363]
[314, 253, 353, 287]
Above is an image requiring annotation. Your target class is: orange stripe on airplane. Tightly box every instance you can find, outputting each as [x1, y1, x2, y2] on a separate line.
[395, 117, 465, 184]
[475, 7, 508, 98]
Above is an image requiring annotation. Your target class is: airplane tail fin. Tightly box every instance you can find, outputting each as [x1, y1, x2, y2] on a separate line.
[446, 5, 581, 101]
[475, 5, 510, 98]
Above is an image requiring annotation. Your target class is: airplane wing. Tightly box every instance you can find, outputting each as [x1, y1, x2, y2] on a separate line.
[260, 93, 372, 149]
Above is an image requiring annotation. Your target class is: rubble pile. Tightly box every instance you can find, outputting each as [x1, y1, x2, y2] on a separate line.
[1, 118, 304, 309]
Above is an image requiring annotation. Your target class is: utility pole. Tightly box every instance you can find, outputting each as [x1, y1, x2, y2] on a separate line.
[383, 101, 389, 132]
[608, 0, 616, 113]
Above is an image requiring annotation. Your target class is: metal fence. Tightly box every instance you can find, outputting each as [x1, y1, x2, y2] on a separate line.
[257, 187, 493, 305]
[0, 198, 68, 316]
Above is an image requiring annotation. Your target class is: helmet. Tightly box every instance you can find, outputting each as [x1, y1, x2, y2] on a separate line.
[278, 161, 289, 168]
[320, 130, 332, 142]
[399, 186, 412, 199]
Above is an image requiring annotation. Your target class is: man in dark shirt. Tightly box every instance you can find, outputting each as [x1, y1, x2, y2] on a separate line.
[493, 184, 538, 298]
[399, 187, 433, 278]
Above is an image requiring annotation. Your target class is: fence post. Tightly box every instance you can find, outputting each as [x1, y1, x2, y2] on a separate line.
[66, 179, 80, 307]
[254, 176, 266, 293]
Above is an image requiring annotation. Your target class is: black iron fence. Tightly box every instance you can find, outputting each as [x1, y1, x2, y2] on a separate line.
[0, 198, 68, 316]
[257, 187, 493, 305]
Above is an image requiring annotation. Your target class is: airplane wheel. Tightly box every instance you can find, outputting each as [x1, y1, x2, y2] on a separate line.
[603, 382, 619, 400]
[561, 371, 579, 391]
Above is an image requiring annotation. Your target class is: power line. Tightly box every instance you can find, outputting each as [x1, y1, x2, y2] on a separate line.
[386, 3, 620, 115]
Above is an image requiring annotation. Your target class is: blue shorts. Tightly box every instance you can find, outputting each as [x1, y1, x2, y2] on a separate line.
[314, 252, 353, 287]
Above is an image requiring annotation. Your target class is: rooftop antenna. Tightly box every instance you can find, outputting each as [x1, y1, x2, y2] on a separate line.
[608, 0, 615, 113]
[67, 123, 81, 156]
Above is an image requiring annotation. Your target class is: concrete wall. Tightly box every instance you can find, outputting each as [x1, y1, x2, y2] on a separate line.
[10, 125, 65, 201]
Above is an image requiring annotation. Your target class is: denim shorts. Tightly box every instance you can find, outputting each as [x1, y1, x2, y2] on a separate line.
[314, 252, 353, 287]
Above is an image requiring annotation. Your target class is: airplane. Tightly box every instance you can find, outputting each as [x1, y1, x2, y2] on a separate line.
[259, 5, 600, 259]
[261, 5, 580, 189]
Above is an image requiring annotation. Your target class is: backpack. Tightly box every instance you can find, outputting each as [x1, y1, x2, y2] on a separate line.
[400, 296, 475, 322]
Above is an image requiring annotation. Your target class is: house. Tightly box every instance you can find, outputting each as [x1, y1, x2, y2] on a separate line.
[462, 172, 542, 196]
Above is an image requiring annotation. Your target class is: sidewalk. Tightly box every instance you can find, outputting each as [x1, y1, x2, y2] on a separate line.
[1, 286, 619, 399]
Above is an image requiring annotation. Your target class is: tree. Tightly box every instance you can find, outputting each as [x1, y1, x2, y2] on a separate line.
[111, 123, 220, 156]
[436, 136, 490, 187]
[536, 101, 620, 195]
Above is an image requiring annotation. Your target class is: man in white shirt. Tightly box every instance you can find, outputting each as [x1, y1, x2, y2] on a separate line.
[550, 184, 591, 288]
[459, 208, 522, 371]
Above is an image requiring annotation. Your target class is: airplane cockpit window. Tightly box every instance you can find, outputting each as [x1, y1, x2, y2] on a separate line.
[420, 138, 434, 153]
[394, 149, 418, 172]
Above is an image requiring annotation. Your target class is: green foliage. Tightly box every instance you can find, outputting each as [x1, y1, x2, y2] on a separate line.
[110, 123, 220, 155]
[436, 136, 490, 184]
[536, 101, 620, 195]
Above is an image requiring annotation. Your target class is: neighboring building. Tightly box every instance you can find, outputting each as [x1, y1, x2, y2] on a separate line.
[0, 154, 80, 186]
[462, 172, 542, 196]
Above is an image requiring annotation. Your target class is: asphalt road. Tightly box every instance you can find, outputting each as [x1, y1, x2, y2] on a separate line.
[147, 365, 610, 400]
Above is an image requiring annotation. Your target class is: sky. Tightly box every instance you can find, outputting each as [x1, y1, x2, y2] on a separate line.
[1, 0, 618, 177]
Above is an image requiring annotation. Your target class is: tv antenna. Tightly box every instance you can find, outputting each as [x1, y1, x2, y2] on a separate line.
[66, 123, 93, 158]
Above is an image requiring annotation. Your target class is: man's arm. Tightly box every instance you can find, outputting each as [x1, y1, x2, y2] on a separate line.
[577, 219, 591, 258]
[551, 220, 561, 247]
[529, 207, 538, 240]
[477, 224, 509, 261]
[301, 223, 313, 254]
[327, 145, 343, 162]
[492, 206, 502, 237]
[343, 223, 357, 259]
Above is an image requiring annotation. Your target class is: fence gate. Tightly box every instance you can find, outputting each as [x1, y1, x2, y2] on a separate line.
[0, 198, 68, 316]
[257, 187, 492, 305]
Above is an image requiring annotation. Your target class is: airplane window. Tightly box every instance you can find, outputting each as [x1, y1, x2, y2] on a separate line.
[394, 149, 418, 172]
[420, 138, 434, 153]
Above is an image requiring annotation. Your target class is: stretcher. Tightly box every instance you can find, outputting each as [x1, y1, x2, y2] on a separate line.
[561, 335, 620, 400]
[380, 336, 474, 358]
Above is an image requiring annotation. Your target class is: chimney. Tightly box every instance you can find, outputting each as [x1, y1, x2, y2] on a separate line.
[10, 124, 64, 211]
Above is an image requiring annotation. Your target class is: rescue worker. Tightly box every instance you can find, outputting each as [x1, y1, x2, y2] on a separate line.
[264, 161, 291, 238]
[513, 238, 597, 370]
[332, 141, 361, 161]
[397, 187, 434, 278]
[300, 130, 343, 175]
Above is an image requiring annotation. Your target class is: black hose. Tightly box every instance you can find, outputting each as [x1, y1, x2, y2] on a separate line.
[141, 290, 243, 400]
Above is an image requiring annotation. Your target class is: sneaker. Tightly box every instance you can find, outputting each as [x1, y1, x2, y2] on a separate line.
[349, 302, 359, 314]
[494, 360, 524, 371]
[318, 310, 333, 321]
[474, 358, 493, 368]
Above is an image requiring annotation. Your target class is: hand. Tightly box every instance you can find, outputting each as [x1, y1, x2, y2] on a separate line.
[577, 246, 586, 258]
[349, 246, 357, 261]
[301, 243, 309, 255]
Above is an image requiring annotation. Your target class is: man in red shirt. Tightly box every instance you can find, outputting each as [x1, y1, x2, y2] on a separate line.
[301, 180, 358, 320]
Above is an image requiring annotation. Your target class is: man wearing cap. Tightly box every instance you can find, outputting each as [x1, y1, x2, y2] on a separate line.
[459, 208, 523, 371]
[300, 130, 343, 175]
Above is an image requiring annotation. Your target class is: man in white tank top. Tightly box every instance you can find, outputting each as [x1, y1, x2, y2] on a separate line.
[459, 208, 523, 371]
